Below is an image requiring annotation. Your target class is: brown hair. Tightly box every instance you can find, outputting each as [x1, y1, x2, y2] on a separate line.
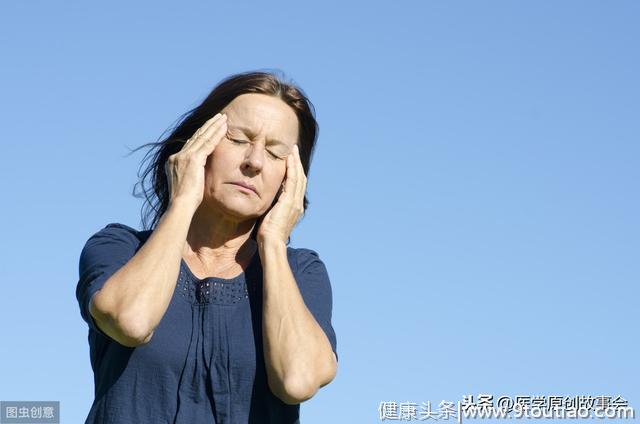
[128, 70, 320, 244]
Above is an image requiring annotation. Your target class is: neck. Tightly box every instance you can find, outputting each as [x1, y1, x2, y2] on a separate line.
[184, 202, 257, 266]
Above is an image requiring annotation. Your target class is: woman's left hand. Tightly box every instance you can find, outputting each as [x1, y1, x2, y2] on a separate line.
[257, 144, 306, 244]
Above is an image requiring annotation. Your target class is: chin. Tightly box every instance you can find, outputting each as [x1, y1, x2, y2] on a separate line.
[215, 197, 262, 219]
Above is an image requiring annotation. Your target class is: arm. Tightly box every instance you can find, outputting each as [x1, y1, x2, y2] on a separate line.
[259, 237, 338, 405]
[90, 200, 195, 347]
[88, 113, 227, 347]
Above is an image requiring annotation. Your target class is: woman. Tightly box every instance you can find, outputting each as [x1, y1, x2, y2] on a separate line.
[75, 70, 338, 423]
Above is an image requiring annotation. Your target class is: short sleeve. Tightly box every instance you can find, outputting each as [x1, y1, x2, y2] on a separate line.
[75, 223, 142, 339]
[294, 248, 338, 362]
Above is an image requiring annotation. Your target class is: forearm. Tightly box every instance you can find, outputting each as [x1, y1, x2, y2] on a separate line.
[258, 237, 337, 404]
[91, 200, 195, 344]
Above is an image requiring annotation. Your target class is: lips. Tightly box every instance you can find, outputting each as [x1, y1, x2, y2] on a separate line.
[230, 181, 258, 194]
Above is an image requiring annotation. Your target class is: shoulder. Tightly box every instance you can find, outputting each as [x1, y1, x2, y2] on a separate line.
[79, 222, 151, 263]
[83, 222, 150, 247]
[285, 246, 326, 273]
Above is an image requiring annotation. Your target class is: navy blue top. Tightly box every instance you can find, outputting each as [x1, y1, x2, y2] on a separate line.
[75, 223, 338, 423]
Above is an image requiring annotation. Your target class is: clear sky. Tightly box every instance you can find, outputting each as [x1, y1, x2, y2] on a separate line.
[0, 0, 638, 423]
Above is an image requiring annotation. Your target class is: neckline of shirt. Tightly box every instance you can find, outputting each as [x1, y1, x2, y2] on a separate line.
[179, 249, 260, 283]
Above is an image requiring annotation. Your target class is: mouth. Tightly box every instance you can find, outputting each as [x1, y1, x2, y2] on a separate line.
[229, 182, 258, 195]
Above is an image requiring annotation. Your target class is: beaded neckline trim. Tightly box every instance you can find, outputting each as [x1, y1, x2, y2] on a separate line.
[177, 255, 260, 305]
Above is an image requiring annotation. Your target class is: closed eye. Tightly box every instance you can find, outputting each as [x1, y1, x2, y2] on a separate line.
[230, 139, 282, 160]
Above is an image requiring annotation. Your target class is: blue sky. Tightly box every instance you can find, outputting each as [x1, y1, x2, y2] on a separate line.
[0, 0, 638, 422]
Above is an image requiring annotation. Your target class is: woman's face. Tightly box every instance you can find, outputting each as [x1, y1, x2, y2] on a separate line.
[202, 93, 299, 221]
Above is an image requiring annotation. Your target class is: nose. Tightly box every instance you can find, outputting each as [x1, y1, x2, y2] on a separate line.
[241, 143, 266, 173]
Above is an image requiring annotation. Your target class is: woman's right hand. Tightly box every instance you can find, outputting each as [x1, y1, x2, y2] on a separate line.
[165, 112, 228, 211]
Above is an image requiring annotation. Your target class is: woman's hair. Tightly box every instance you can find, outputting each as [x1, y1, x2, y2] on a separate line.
[127, 70, 319, 244]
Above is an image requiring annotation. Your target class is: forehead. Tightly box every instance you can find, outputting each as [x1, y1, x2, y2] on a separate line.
[223, 93, 299, 146]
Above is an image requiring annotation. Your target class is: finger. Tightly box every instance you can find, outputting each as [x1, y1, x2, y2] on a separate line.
[282, 150, 296, 199]
[194, 117, 227, 156]
[293, 144, 306, 202]
[196, 113, 228, 146]
[294, 144, 306, 179]
[185, 112, 225, 150]
[183, 113, 225, 151]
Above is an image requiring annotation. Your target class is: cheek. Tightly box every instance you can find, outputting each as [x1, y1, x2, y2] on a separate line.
[207, 149, 234, 176]
[203, 159, 224, 190]
[260, 172, 284, 200]
[274, 167, 287, 187]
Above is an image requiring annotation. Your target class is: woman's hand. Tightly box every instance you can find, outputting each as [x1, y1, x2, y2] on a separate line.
[257, 144, 307, 244]
[165, 113, 227, 211]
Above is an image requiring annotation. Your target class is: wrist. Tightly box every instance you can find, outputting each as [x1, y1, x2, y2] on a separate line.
[163, 200, 198, 228]
[168, 197, 199, 216]
[257, 235, 287, 252]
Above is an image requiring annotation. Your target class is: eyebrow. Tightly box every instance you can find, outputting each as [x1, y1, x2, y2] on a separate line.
[229, 125, 289, 146]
